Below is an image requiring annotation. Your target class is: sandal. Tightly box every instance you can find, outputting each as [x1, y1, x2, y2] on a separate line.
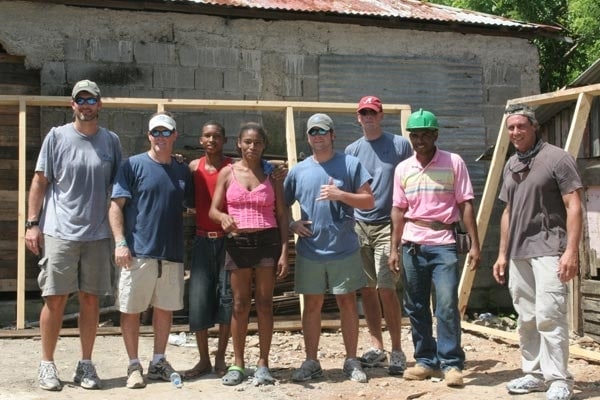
[214, 363, 228, 378]
[222, 365, 245, 386]
[182, 361, 212, 380]
[253, 366, 275, 385]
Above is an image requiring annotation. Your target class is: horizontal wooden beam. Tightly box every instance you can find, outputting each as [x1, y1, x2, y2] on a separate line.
[507, 83, 600, 107]
[0, 278, 38, 292]
[462, 321, 600, 363]
[0, 316, 383, 338]
[0, 95, 411, 113]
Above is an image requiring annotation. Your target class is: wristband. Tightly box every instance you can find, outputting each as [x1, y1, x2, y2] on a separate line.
[115, 239, 128, 248]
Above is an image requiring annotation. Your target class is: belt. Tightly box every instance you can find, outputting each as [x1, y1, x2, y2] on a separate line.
[196, 229, 226, 239]
[357, 219, 390, 226]
[406, 219, 455, 231]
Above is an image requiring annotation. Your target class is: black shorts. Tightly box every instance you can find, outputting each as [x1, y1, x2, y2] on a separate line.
[224, 228, 281, 270]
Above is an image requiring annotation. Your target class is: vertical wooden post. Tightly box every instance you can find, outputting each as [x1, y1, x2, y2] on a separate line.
[457, 114, 510, 316]
[17, 100, 27, 329]
[285, 107, 304, 315]
[564, 92, 592, 333]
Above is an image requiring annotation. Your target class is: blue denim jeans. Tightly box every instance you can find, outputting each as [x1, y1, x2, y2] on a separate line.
[402, 243, 465, 371]
[188, 235, 233, 331]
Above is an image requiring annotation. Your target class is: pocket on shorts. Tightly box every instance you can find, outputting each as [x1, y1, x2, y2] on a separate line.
[37, 256, 49, 289]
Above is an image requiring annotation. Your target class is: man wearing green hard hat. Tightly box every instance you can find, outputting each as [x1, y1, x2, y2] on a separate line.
[388, 108, 481, 387]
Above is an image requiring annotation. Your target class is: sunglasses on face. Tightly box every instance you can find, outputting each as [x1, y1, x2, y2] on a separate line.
[308, 128, 330, 136]
[150, 129, 174, 137]
[74, 97, 98, 106]
[358, 109, 378, 116]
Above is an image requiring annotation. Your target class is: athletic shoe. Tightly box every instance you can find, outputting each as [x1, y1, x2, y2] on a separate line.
[292, 359, 323, 382]
[388, 350, 407, 375]
[506, 374, 547, 394]
[147, 358, 176, 381]
[73, 361, 101, 389]
[359, 348, 387, 367]
[126, 363, 146, 389]
[343, 358, 368, 383]
[38, 362, 62, 391]
[546, 380, 572, 400]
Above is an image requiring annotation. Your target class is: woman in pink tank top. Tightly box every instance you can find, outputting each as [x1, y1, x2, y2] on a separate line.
[209, 122, 289, 386]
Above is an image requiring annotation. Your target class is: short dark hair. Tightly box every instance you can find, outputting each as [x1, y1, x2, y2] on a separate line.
[202, 120, 225, 137]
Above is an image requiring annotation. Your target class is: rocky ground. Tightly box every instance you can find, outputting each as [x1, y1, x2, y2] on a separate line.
[1, 320, 600, 400]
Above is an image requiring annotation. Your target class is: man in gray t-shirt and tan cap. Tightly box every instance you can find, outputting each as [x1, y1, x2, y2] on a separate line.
[25, 79, 122, 392]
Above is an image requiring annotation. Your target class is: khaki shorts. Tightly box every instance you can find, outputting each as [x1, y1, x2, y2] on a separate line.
[355, 221, 400, 290]
[294, 251, 366, 295]
[118, 258, 184, 313]
[38, 235, 113, 297]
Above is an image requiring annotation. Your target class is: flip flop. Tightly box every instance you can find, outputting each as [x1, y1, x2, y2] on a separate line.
[214, 361, 228, 378]
[253, 366, 275, 385]
[222, 365, 245, 386]
[182, 362, 212, 380]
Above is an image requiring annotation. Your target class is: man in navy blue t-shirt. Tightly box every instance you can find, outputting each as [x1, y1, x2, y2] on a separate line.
[109, 112, 192, 389]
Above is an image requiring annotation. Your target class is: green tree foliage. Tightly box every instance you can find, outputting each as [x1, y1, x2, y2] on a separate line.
[430, 0, 600, 91]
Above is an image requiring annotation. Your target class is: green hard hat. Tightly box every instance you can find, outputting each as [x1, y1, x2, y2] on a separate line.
[406, 108, 439, 131]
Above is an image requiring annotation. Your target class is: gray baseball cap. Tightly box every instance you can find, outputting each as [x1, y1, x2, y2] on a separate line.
[72, 80, 101, 98]
[306, 113, 334, 134]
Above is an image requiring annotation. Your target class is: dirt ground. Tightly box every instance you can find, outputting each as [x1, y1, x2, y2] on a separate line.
[1, 324, 600, 400]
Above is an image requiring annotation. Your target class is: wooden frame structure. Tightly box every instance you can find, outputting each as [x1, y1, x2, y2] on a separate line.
[4, 85, 600, 361]
[1, 95, 412, 330]
[457, 83, 600, 360]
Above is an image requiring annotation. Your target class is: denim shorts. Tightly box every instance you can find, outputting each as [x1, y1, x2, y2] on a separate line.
[188, 235, 232, 331]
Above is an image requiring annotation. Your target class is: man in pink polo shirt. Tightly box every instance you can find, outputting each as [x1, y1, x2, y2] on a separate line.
[388, 109, 480, 387]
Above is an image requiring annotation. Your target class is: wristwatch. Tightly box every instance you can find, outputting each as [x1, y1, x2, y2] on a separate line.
[25, 220, 39, 229]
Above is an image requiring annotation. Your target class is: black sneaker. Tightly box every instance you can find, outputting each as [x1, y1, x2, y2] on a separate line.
[73, 361, 101, 389]
[147, 358, 176, 381]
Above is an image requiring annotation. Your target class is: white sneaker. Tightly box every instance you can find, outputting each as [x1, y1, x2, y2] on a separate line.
[38, 362, 62, 391]
[546, 380, 573, 400]
[506, 374, 546, 394]
[126, 363, 146, 389]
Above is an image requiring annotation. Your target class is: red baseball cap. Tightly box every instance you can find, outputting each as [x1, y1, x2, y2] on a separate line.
[357, 96, 383, 113]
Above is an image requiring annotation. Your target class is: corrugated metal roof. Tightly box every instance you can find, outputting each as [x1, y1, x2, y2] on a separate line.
[570, 58, 600, 88]
[168, 0, 561, 33]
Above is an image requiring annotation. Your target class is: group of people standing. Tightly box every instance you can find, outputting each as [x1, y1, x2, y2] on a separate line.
[25, 80, 582, 400]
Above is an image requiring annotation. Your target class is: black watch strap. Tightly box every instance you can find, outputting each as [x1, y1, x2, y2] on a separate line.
[25, 220, 39, 229]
